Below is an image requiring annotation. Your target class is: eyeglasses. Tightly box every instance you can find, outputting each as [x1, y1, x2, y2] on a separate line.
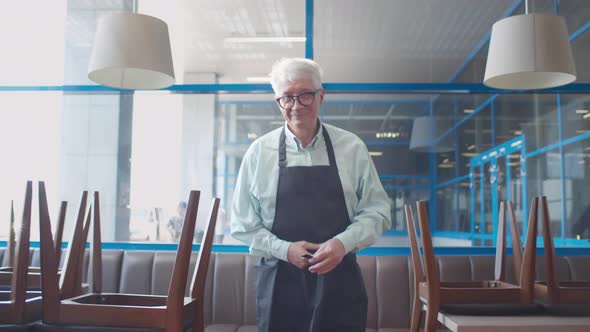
[275, 89, 321, 109]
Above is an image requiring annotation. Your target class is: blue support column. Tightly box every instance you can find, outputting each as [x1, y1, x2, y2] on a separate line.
[522, 140, 528, 239]
[470, 164, 475, 245]
[491, 100, 495, 147]
[454, 98, 460, 230]
[491, 159, 499, 246]
[506, 156, 512, 202]
[429, 98, 437, 231]
[480, 163, 485, 245]
[305, 0, 314, 59]
[558, 94, 566, 239]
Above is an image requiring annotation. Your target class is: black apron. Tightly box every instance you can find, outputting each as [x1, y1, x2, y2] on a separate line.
[255, 126, 368, 332]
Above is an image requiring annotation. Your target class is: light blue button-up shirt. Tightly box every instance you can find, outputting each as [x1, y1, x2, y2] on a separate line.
[230, 122, 392, 262]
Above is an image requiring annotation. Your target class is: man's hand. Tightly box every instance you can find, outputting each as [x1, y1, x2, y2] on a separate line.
[308, 238, 345, 275]
[287, 241, 321, 269]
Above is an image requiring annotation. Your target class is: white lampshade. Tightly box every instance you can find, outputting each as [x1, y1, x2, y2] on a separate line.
[409, 116, 454, 153]
[88, 13, 175, 90]
[484, 14, 576, 90]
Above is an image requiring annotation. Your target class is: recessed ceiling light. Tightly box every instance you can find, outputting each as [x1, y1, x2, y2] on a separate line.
[576, 109, 589, 114]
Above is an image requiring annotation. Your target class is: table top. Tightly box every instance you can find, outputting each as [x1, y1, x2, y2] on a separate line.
[438, 312, 590, 332]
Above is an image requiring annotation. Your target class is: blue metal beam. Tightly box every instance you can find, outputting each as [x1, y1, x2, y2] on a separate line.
[2, 241, 589, 255]
[434, 174, 470, 189]
[4, 83, 590, 94]
[526, 143, 560, 158]
[433, 95, 498, 145]
[569, 21, 590, 41]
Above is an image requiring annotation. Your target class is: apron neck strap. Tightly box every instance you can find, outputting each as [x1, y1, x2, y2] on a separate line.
[278, 124, 337, 168]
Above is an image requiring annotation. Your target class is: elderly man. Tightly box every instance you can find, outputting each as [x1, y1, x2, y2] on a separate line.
[231, 58, 391, 332]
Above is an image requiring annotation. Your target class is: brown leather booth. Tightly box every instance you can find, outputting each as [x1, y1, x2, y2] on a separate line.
[1, 248, 590, 332]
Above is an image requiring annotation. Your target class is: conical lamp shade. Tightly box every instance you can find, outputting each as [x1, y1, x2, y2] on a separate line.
[88, 13, 175, 90]
[409, 116, 454, 153]
[484, 14, 576, 90]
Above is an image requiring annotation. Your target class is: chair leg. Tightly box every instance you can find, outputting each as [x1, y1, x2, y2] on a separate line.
[410, 297, 422, 332]
[190, 301, 205, 332]
[425, 301, 440, 332]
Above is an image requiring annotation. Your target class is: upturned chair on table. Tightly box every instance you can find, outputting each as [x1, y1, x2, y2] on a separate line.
[0, 182, 40, 330]
[0, 198, 67, 288]
[1, 181, 92, 332]
[405, 199, 538, 332]
[526, 196, 590, 308]
[38, 185, 220, 332]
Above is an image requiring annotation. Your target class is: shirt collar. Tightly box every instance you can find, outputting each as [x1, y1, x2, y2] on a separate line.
[283, 121, 323, 150]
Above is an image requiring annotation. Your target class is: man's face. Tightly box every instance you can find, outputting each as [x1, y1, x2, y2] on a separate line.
[274, 79, 324, 132]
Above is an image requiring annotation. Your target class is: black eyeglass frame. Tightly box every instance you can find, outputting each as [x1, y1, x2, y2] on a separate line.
[275, 89, 322, 109]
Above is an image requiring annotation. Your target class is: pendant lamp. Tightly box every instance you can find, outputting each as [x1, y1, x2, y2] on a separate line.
[409, 116, 454, 153]
[483, 2, 576, 90]
[88, 13, 175, 90]
[484, 1, 576, 90]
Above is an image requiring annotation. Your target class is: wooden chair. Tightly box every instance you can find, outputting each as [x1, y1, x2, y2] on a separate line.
[38, 187, 220, 332]
[405, 200, 537, 332]
[0, 199, 67, 288]
[0, 181, 42, 328]
[526, 196, 590, 306]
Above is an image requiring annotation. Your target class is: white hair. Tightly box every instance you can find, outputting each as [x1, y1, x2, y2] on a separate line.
[270, 58, 323, 95]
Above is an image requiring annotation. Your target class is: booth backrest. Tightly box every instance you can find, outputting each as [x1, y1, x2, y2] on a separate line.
[2, 248, 590, 331]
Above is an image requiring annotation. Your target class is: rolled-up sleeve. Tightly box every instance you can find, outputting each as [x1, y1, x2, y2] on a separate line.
[230, 144, 291, 261]
[334, 140, 392, 254]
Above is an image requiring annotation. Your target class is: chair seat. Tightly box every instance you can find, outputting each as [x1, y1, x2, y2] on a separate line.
[439, 303, 544, 316]
[419, 281, 525, 305]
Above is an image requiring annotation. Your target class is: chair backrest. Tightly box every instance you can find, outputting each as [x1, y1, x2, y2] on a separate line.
[190, 198, 220, 299]
[495, 201, 507, 281]
[507, 201, 524, 283]
[415, 199, 524, 286]
[521, 197, 540, 299]
[404, 204, 425, 285]
[9, 180, 33, 323]
[88, 192, 102, 294]
[416, 201, 440, 291]
[494, 200, 528, 283]
[54, 201, 68, 262]
[38, 183, 90, 323]
[59, 191, 90, 299]
[164, 190, 200, 324]
[541, 196, 559, 302]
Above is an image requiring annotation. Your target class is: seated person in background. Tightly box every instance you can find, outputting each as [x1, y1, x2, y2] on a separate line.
[167, 201, 187, 242]
[572, 204, 590, 239]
